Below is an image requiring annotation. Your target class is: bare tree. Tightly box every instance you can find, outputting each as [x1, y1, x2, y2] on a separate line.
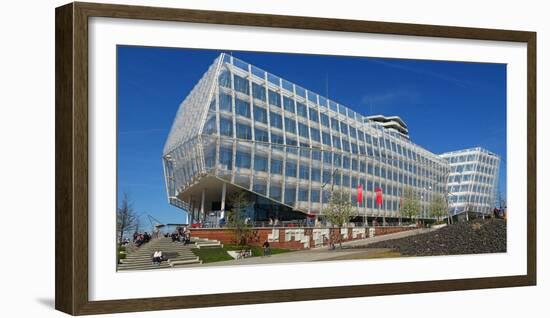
[117, 193, 138, 247]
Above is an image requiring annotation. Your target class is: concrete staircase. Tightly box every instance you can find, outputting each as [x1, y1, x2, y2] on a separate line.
[118, 237, 201, 271]
[193, 237, 223, 249]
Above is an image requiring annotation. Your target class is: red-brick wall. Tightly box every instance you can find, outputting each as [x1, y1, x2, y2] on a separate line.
[190, 226, 416, 250]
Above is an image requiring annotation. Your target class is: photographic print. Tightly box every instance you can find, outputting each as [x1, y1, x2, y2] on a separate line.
[116, 47, 507, 271]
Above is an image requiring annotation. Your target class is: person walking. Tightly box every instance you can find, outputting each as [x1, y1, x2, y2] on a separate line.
[262, 240, 271, 257]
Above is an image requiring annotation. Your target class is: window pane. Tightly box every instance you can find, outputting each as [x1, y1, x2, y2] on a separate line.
[298, 188, 309, 202]
[320, 113, 330, 127]
[219, 146, 233, 170]
[253, 105, 267, 123]
[319, 96, 327, 107]
[311, 168, 321, 182]
[252, 82, 266, 101]
[219, 93, 232, 113]
[297, 102, 308, 118]
[270, 185, 282, 201]
[295, 86, 306, 98]
[334, 154, 341, 167]
[236, 123, 252, 140]
[283, 96, 295, 113]
[251, 65, 265, 79]
[268, 90, 281, 107]
[203, 116, 217, 135]
[299, 162, 310, 180]
[330, 118, 339, 132]
[310, 128, 320, 143]
[285, 117, 296, 134]
[219, 117, 233, 137]
[338, 105, 347, 115]
[322, 132, 331, 146]
[235, 98, 250, 118]
[307, 92, 317, 104]
[271, 158, 283, 174]
[254, 128, 269, 142]
[309, 108, 319, 122]
[285, 161, 297, 177]
[298, 123, 309, 138]
[236, 150, 251, 168]
[233, 58, 249, 71]
[349, 127, 357, 139]
[311, 189, 320, 202]
[284, 186, 296, 205]
[340, 123, 348, 135]
[253, 179, 267, 195]
[329, 100, 338, 112]
[233, 75, 249, 95]
[282, 79, 293, 92]
[270, 112, 282, 129]
[218, 69, 231, 88]
[271, 133, 284, 144]
[323, 152, 332, 164]
[254, 155, 268, 172]
[332, 135, 341, 149]
[268, 73, 280, 86]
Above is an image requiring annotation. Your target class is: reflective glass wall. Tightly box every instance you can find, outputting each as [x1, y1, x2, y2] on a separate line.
[174, 53, 450, 219]
[441, 147, 500, 215]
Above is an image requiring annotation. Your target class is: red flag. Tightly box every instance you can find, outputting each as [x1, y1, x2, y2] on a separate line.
[357, 183, 363, 205]
[375, 187, 383, 206]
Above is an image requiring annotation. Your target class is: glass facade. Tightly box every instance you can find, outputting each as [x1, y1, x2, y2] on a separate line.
[440, 148, 500, 216]
[163, 53, 498, 221]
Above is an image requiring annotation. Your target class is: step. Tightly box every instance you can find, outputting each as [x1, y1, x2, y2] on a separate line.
[124, 252, 196, 259]
[118, 264, 172, 271]
[120, 256, 198, 265]
[169, 258, 202, 267]
[195, 243, 223, 249]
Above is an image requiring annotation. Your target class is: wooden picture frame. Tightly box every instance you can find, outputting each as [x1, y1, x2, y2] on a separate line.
[55, 1, 536, 315]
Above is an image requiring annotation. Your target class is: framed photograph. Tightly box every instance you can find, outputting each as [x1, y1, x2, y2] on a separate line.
[55, 2, 536, 315]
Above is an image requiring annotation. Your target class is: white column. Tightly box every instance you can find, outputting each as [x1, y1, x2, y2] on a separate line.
[200, 188, 206, 222]
[220, 182, 227, 219]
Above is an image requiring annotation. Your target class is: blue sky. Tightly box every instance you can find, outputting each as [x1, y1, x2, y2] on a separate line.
[117, 46, 507, 226]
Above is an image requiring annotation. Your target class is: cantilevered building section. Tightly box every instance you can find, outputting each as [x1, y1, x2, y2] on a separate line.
[440, 147, 500, 218]
[163, 53, 461, 225]
[366, 115, 409, 139]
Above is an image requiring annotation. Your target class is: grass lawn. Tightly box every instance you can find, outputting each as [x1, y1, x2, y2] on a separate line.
[191, 247, 234, 263]
[192, 244, 294, 263]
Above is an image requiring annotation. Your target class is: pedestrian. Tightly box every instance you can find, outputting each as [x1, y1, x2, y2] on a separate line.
[262, 240, 271, 256]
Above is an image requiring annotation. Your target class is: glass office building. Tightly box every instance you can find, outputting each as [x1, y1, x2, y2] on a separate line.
[440, 148, 500, 218]
[163, 53, 469, 224]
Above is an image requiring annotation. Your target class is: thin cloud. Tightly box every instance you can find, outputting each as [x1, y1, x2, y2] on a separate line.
[367, 58, 473, 88]
[361, 87, 422, 114]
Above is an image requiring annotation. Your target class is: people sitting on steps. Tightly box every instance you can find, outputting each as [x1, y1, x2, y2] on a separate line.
[133, 231, 151, 247]
[152, 250, 163, 265]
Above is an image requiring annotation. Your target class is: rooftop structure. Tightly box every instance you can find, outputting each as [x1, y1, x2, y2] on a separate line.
[366, 115, 409, 139]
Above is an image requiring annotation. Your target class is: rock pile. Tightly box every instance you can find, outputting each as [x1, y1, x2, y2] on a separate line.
[369, 219, 506, 256]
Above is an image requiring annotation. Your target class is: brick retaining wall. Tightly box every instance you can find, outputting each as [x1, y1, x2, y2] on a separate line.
[190, 226, 416, 250]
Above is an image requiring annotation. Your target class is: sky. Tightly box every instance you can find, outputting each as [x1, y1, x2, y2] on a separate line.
[117, 46, 507, 227]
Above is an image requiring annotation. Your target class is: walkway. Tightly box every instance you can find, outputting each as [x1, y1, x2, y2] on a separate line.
[198, 226, 437, 267]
